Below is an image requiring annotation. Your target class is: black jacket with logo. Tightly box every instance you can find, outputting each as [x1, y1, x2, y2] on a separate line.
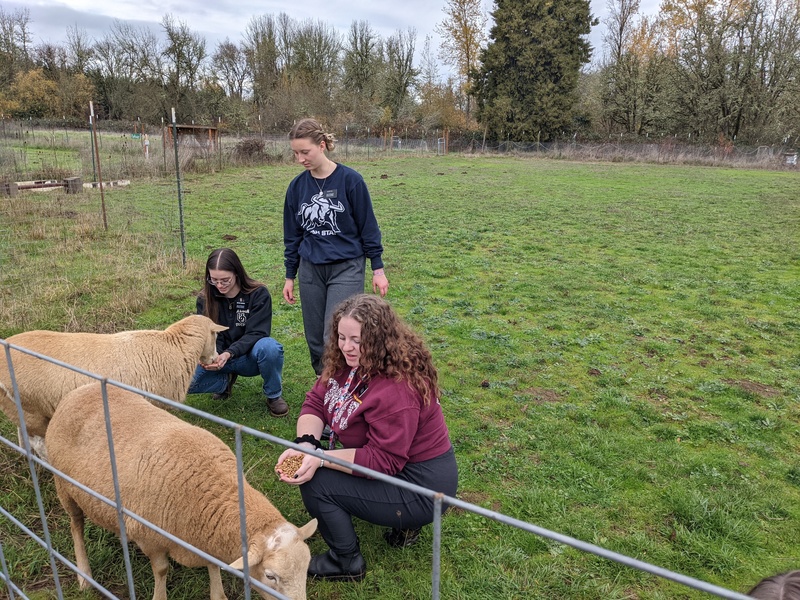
[196, 285, 273, 359]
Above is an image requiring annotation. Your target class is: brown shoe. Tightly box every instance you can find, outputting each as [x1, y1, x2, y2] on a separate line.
[212, 374, 237, 400]
[267, 396, 289, 417]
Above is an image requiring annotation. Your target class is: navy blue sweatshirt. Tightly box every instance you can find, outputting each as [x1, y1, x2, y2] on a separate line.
[283, 163, 384, 279]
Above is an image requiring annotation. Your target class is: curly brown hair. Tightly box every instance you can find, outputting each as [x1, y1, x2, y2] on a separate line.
[320, 294, 439, 404]
[748, 570, 800, 599]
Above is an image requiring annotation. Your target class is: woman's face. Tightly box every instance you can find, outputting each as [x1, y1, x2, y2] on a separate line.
[290, 138, 327, 173]
[337, 316, 362, 368]
[208, 268, 239, 298]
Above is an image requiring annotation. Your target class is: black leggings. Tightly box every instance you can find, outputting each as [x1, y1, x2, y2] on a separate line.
[299, 447, 458, 555]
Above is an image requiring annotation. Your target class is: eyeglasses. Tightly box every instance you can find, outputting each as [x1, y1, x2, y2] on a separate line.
[207, 276, 234, 286]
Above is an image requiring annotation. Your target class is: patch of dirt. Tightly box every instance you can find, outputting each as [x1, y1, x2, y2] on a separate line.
[520, 387, 560, 403]
[648, 388, 668, 401]
[451, 491, 501, 514]
[222, 234, 237, 241]
[724, 379, 781, 398]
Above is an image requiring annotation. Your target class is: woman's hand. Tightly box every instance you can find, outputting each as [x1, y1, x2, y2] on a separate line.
[201, 351, 230, 370]
[283, 279, 296, 304]
[372, 270, 389, 297]
[275, 449, 322, 485]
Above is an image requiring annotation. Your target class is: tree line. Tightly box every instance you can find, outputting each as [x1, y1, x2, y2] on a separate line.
[0, 0, 797, 145]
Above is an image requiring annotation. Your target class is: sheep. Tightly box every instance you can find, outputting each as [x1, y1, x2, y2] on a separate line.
[0, 314, 227, 453]
[46, 382, 317, 600]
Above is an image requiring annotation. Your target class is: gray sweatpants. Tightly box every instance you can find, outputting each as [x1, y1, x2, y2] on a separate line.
[298, 256, 366, 374]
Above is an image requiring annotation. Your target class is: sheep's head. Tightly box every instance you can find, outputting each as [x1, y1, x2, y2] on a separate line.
[230, 519, 317, 600]
[195, 316, 228, 365]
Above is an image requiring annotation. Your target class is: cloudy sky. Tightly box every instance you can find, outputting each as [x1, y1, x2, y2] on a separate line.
[10, 0, 661, 66]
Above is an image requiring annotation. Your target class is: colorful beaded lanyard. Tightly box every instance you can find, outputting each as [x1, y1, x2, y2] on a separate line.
[329, 367, 369, 449]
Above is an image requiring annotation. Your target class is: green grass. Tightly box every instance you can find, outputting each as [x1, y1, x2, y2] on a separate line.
[1, 154, 799, 599]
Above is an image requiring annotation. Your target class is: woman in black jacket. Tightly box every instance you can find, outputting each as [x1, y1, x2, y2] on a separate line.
[187, 248, 288, 417]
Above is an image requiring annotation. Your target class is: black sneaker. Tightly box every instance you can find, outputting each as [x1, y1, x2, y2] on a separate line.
[383, 528, 421, 548]
[212, 374, 237, 400]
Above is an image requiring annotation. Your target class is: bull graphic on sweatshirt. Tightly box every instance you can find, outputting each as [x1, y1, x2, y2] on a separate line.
[298, 192, 345, 234]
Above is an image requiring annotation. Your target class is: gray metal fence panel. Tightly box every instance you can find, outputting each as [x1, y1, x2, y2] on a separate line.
[1, 338, 754, 599]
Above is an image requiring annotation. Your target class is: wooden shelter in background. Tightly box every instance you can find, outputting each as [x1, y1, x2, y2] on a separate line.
[162, 124, 219, 151]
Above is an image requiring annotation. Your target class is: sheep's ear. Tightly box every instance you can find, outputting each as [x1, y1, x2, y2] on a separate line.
[298, 518, 317, 540]
[213, 324, 228, 333]
[229, 544, 262, 570]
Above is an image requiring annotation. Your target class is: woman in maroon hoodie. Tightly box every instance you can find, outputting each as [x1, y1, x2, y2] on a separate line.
[276, 294, 458, 581]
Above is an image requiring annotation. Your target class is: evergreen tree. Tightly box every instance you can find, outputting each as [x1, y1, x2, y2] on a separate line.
[472, 0, 595, 141]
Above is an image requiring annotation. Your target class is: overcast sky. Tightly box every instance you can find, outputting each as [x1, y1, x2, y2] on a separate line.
[9, 0, 661, 67]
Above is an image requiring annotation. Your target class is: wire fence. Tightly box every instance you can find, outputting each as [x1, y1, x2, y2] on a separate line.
[0, 339, 757, 600]
[0, 119, 796, 186]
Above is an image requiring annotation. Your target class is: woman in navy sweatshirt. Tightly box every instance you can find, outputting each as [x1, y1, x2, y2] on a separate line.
[283, 118, 389, 375]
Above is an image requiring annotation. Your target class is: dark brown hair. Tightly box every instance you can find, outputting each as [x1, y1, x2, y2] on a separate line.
[199, 248, 263, 323]
[320, 294, 439, 404]
[748, 570, 800, 599]
[288, 118, 336, 152]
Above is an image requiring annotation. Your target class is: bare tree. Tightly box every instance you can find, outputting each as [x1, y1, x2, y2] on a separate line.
[417, 34, 466, 130]
[291, 19, 341, 90]
[342, 20, 383, 97]
[161, 13, 208, 119]
[65, 25, 94, 74]
[339, 20, 383, 125]
[33, 42, 68, 79]
[89, 20, 163, 120]
[435, 0, 487, 120]
[243, 14, 281, 114]
[383, 27, 418, 122]
[417, 35, 442, 121]
[276, 12, 296, 74]
[212, 39, 248, 100]
[0, 6, 33, 87]
[600, 0, 664, 134]
[604, 0, 640, 63]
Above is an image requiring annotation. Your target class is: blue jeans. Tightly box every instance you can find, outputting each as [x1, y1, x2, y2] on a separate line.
[187, 337, 284, 399]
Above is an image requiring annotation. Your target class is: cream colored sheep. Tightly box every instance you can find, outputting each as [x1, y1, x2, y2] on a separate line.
[0, 314, 226, 444]
[46, 383, 317, 600]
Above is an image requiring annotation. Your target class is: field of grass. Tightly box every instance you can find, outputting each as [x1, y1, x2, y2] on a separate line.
[1, 153, 799, 599]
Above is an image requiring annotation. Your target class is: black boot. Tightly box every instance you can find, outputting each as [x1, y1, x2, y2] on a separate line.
[212, 374, 237, 400]
[308, 549, 366, 581]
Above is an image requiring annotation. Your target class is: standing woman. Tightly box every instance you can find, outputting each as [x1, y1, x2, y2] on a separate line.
[275, 294, 458, 581]
[283, 118, 389, 375]
[188, 248, 288, 417]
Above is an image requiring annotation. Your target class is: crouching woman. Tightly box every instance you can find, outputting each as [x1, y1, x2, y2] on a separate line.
[275, 294, 458, 581]
[188, 248, 288, 417]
